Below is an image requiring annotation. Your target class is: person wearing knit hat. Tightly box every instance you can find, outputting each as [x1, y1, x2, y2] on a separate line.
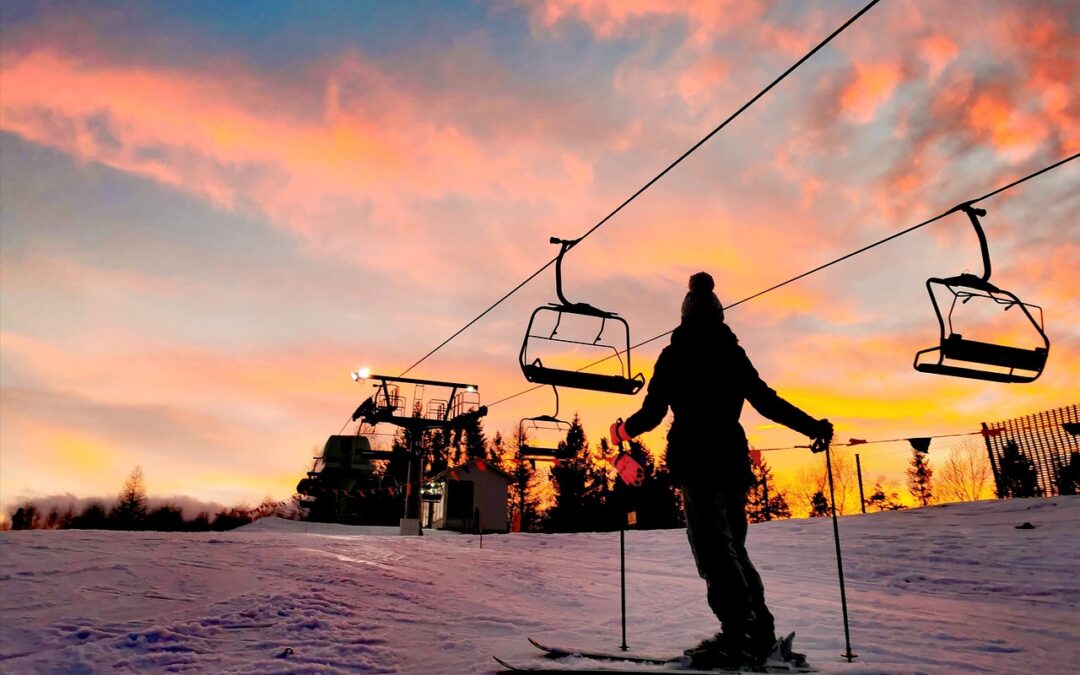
[680, 271, 724, 320]
[610, 271, 833, 670]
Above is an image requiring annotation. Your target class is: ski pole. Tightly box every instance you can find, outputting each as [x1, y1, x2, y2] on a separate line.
[815, 436, 856, 662]
[620, 518, 628, 651]
[614, 421, 629, 651]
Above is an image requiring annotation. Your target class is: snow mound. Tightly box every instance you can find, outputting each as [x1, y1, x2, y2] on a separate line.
[2, 497, 1077, 674]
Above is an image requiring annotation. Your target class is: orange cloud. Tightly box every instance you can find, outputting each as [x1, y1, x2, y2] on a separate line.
[919, 34, 958, 82]
[967, 91, 1050, 161]
[839, 60, 905, 123]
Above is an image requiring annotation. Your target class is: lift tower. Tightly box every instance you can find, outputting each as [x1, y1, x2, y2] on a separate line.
[350, 374, 487, 535]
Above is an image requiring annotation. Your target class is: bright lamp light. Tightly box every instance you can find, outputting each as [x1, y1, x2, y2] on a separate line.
[351, 367, 372, 381]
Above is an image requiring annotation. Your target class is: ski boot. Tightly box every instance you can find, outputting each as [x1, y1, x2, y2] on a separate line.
[757, 632, 809, 670]
[682, 632, 751, 671]
[683, 632, 728, 668]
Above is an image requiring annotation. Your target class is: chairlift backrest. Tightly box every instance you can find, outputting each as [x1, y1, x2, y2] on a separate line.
[913, 206, 1050, 383]
[519, 237, 645, 395]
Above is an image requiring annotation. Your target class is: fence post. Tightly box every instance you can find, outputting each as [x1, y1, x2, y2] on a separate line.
[855, 453, 866, 514]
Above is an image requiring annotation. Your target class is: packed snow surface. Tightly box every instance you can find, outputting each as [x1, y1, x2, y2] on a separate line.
[1, 498, 1077, 673]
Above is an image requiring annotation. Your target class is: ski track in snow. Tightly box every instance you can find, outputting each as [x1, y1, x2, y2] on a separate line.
[1, 498, 1077, 673]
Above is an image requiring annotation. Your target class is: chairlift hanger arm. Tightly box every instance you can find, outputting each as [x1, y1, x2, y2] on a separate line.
[551, 236, 582, 307]
[956, 203, 991, 282]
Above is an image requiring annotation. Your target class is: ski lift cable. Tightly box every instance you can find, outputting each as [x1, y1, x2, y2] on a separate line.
[486, 151, 1078, 410]
[395, 0, 883, 379]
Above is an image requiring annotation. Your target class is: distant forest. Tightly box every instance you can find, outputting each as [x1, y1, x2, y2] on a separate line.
[4, 466, 296, 532]
[6, 414, 1053, 533]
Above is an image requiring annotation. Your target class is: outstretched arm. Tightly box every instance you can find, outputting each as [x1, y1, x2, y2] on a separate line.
[619, 351, 672, 439]
[739, 345, 828, 439]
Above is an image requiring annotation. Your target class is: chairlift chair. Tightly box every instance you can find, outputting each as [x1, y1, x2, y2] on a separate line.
[517, 386, 574, 462]
[913, 205, 1050, 383]
[519, 237, 645, 395]
[518, 414, 574, 461]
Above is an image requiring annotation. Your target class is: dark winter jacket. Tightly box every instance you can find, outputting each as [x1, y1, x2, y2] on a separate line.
[623, 315, 819, 492]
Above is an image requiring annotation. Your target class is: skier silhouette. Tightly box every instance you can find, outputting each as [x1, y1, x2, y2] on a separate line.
[611, 272, 833, 669]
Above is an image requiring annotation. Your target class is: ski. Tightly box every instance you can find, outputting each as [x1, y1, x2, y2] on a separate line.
[513, 638, 816, 673]
[528, 637, 675, 665]
[494, 654, 814, 673]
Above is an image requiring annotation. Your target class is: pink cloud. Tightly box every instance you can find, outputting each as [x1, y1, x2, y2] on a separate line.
[0, 47, 614, 287]
[523, 0, 766, 42]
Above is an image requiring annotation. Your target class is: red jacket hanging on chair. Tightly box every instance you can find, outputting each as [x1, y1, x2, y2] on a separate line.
[611, 271, 832, 669]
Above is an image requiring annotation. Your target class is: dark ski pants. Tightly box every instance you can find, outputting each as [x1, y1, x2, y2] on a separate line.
[681, 483, 775, 650]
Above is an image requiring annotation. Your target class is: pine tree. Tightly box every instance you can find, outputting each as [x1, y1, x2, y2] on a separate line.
[111, 466, 148, 530]
[997, 441, 1040, 498]
[545, 414, 593, 532]
[1057, 451, 1080, 496]
[746, 459, 792, 523]
[505, 427, 541, 532]
[145, 505, 187, 531]
[11, 504, 40, 530]
[809, 490, 830, 517]
[583, 438, 614, 529]
[489, 431, 505, 462]
[463, 416, 488, 461]
[44, 507, 73, 530]
[865, 478, 905, 511]
[426, 429, 450, 475]
[70, 502, 110, 530]
[907, 449, 933, 506]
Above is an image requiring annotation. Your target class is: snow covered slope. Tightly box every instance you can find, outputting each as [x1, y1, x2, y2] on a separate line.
[1, 497, 1077, 673]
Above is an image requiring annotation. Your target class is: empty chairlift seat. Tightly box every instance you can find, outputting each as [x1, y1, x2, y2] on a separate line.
[519, 237, 645, 395]
[913, 205, 1050, 384]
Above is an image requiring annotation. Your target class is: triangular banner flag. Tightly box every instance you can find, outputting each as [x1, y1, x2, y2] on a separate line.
[909, 438, 932, 453]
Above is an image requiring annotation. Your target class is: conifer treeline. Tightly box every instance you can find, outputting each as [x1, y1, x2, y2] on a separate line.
[9, 416, 1033, 532]
[331, 413, 688, 532]
[5, 466, 298, 532]
[540, 417, 683, 533]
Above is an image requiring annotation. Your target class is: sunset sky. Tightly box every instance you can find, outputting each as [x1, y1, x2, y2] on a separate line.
[1, 0, 1077, 516]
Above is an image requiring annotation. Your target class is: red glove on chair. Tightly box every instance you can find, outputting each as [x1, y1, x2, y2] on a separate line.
[610, 419, 632, 445]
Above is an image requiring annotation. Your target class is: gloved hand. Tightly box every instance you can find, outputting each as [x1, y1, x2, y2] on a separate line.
[810, 418, 833, 453]
[613, 452, 645, 487]
[610, 419, 632, 445]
